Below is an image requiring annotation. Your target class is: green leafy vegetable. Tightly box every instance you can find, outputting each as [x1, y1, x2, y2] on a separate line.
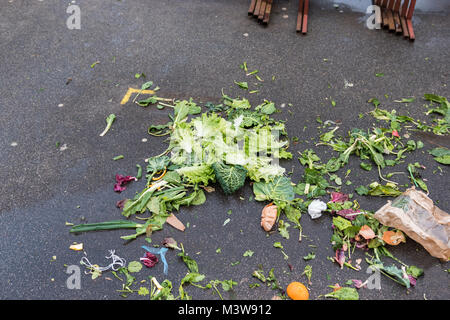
[243, 250, 254, 257]
[333, 216, 352, 231]
[406, 265, 424, 279]
[278, 220, 290, 239]
[320, 127, 339, 143]
[178, 251, 199, 273]
[176, 164, 215, 186]
[135, 164, 142, 180]
[253, 176, 295, 203]
[360, 162, 372, 171]
[252, 266, 266, 283]
[367, 182, 402, 197]
[324, 287, 359, 300]
[99, 114, 116, 137]
[429, 147, 450, 165]
[234, 81, 248, 90]
[128, 261, 143, 273]
[212, 162, 247, 195]
[302, 265, 312, 285]
[407, 163, 428, 192]
[394, 97, 415, 103]
[355, 185, 369, 196]
[255, 101, 277, 115]
[303, 252, 316, 261]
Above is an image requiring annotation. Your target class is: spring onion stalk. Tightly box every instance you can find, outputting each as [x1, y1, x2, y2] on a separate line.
[70, 220, 142, 233]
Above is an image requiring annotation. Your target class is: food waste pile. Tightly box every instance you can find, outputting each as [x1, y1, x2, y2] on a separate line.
[68, 65, 450, 300]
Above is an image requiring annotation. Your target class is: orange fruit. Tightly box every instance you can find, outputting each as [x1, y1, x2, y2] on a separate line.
[286, 282, 309, 300]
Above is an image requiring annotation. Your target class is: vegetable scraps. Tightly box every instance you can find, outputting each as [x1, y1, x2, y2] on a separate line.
[70, 74, 445, 299]
[326, 191, 424, 288]
[71, 88, 300, 241]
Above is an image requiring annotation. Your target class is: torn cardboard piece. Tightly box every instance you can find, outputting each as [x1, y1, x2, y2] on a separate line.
[374, 187, 450, 261]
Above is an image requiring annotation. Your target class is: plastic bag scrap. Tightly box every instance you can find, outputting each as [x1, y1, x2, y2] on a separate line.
[374, 187, 450, 261]
[308, 200, 327, 219]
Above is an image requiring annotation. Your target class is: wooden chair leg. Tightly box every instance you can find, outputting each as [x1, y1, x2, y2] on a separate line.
[248, 0, 257, 15]
[406, 19, 415, 41]
[393, 12, 402, 34]
[406, 0, 416, 40]
[400, 0, 409, 17]
[258, 1, 267, 21]
[387, 9, 395, 32]
[406, 0, 416, 20]
[400, 16, 409, 38]
[296, 0, 305, 32]
[382, 7, 389, 28]
[302, 0, 309, 34]
[254, 0, 262, 18]
[263, 0, 273, 25]
[393, 0, 402, 34]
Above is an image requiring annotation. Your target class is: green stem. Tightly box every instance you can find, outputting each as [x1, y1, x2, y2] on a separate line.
[212, 283, 223, 300]
[70, 220, 141, 233]
[378, 165, 397, 185]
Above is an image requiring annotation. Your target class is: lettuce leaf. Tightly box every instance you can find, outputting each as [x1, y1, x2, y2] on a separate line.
[176, 164, 215, 186]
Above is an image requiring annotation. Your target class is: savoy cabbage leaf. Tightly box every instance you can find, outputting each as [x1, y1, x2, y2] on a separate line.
[253, 176, 295, 203]
[212, 162, 247, 195]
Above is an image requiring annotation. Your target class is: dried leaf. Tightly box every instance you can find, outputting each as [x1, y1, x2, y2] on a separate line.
[166, 214, 185, 231]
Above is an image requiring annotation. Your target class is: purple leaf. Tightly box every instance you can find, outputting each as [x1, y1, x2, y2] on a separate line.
[116, 199, 128, 209]
[140, 252, 158, 268]
[408, 275, 417, 287]
[114, 174, 137, 193]
[162, 237, 181, 250]
[330, 192, 349, 203]
[336, 209, 360, 221]
[335, 249, 345, 269]
[350, 279, 365, 289]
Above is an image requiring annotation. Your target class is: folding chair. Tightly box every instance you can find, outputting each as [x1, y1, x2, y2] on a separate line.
[248, 0, 274, 25]
[248, 0, 416, 39]
[375, 0, 416, 40]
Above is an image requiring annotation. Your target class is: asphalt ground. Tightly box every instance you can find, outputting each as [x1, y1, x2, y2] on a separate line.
[0, 0, 449, 301]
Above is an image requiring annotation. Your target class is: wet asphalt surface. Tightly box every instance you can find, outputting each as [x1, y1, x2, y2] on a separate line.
[0, 0, 449, 300]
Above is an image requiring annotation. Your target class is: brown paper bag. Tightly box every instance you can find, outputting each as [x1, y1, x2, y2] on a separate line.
[374, 187, 450, 261]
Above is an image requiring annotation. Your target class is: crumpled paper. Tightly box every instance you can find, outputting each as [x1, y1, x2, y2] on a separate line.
[374, 187, 450, 261]
[308, 200, 327, 219]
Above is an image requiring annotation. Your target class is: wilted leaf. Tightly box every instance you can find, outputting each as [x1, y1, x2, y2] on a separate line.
[128, 261, 143, 273]
[358, 225, 376, 240]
